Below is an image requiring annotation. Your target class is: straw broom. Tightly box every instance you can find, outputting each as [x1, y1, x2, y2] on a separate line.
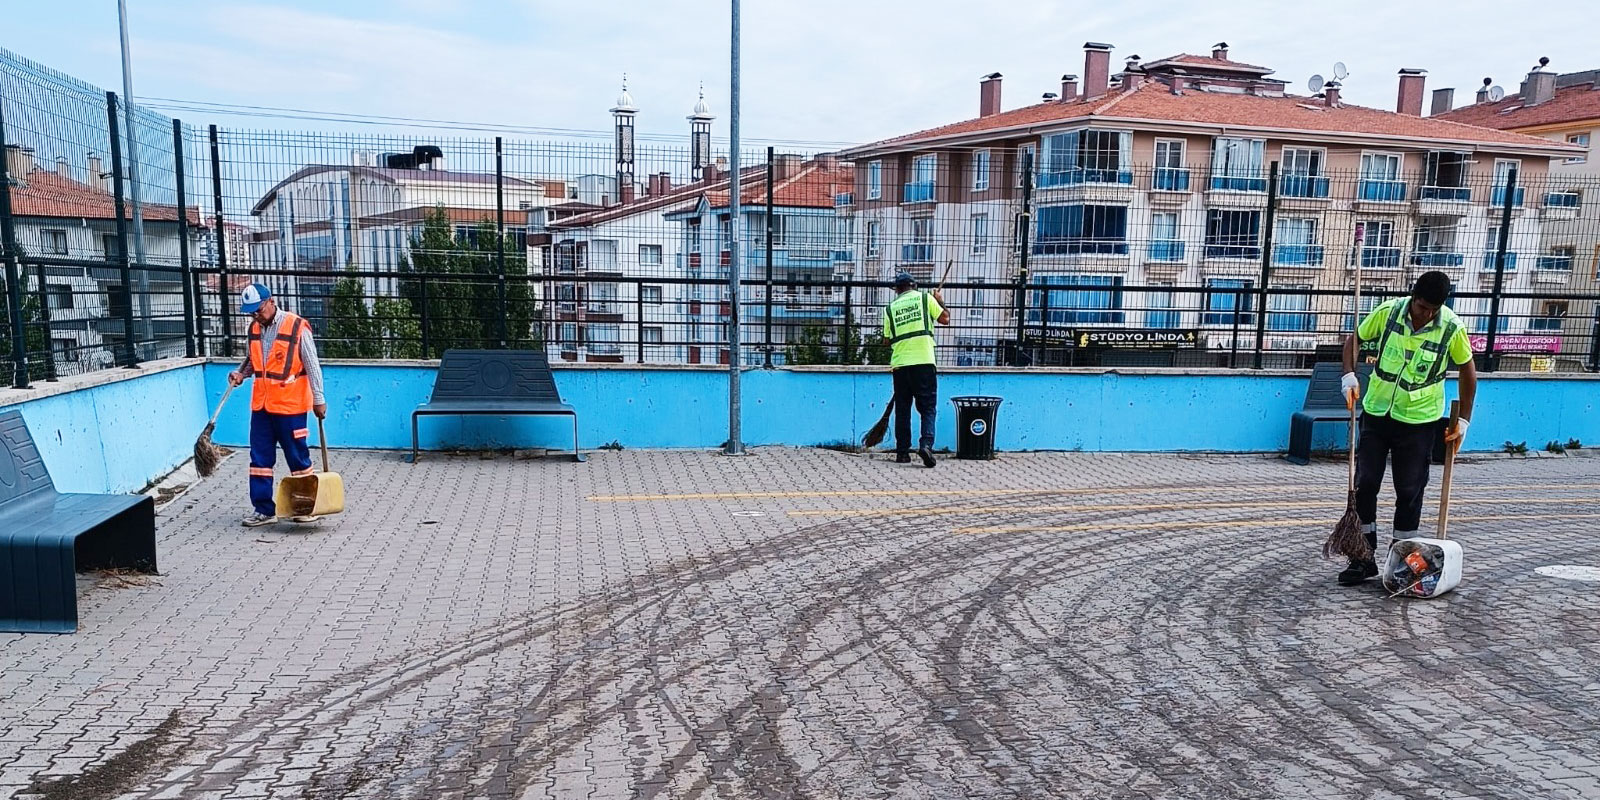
[863, 262, 953, 450]
[1324, 224, 1371, 562]
[193, 385, 236, 478]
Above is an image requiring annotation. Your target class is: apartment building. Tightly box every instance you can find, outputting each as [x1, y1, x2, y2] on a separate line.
[839, 43, 1583, 366]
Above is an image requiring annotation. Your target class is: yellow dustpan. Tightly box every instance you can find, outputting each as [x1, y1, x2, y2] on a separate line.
[275, 417, 345, 518]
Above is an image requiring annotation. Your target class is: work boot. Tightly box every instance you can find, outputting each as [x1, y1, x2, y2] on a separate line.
[241, 512, 277, 528]
[1337, 558, 1379, 586]
[895, 453, 912, 464]
[917, 445, 936, 468]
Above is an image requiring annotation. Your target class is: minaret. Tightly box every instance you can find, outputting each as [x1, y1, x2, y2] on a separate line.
[688, 84, 714, 181]
[611, 75, 637, 196]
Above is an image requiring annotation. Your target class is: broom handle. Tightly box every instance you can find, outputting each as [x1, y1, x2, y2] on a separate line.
[1348, 222, 1364, 493]
[936, 260, 954, 292]
[208, 384, 236, 427]
[1438, 400, 1460, 540]
[317, 416, 330, 473]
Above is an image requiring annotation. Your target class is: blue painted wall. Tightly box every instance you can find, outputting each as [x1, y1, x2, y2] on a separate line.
[0, 364, 208, 494]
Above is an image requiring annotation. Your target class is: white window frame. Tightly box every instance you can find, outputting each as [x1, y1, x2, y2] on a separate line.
[1016, 144, 1036, 188]
[1154, 139, 1185, 170]
[1493, 158, 1522, 183]
[971, 213, 989, 254]
[1565, 133, 1589, 164]
[642, 326, 664, 343]
[967, 273, 985, 318]
[1281, 147, 1324, 176]
[637, 243, 663, 267]
[867, 160, 882, 200]
[42, 228, 68, 255]
[865, 220, 882, 258]
[1151, 211, 1179, 241]
[972, 149, 991, 191]
[1276, 217, 1318, 246]
[1360, 151, 1402, 181]
[641, 285, 663, 305]
[911, 154, 937, 184]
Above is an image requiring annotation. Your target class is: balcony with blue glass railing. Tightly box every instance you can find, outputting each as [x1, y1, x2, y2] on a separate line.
[1482, 251, 1519, 271]
[1408, 250, 1464, 267]
[1203, 243, 1262, 260]
[1209, 173, 1267, 192]
[1278, 174, 1330, 199]
[1037, 167, 1135, 188]
[1490, 185, 1526, 207]
[1545, 191, 1581, 208]
[1033, 237, 1131, 256]
[1358, 180, 1407, 202]
[1535, 255, 1573, 272]
[1272, 243, 1324, 266]
[1418, 185, 1471, 202]
[831, 248, 854, 262]
[902, 181, 934, 203]
[1152, 168, 1190, 192]
[1359, 247, 1403, 269]
[901, 243, 933, 263]
[1146, 239, 1185, 262]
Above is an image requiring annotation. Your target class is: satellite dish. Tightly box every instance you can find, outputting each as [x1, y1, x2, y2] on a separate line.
[1489, 85, 1505, 102]
[1308, 74, 1325, 94]
[1332, 62, 1349, 80]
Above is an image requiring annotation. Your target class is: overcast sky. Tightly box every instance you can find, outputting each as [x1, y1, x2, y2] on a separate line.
[9, 0, 1600, 147]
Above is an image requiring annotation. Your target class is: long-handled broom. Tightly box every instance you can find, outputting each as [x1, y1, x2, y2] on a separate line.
[862, 261, 954, 450]
[193, 385, 237, 478]
[1324, 222, 1371, 562]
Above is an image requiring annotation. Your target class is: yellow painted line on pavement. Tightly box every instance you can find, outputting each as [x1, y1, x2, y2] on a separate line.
[956, 511, 1600, 535]
[590, 482, 1600, 503]
[787, 495, 1600, 517]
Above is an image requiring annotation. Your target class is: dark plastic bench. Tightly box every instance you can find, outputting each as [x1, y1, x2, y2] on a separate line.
[0, 409, 157, 633]
[1286, 362, 1372, 465]
[410, 349, 585, 463]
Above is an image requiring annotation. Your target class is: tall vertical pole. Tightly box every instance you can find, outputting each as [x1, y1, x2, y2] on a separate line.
[494, 136, 508, 348]
[1013, 149, 1034, 366]
[763, 146, 774, 368]
[0, 92, 30, 388]
[209, 125, 233, 357]
[173, 120, 196, 358]
[1253, 160, 1279, 369]
[117, 0, 152, 357]
[1485, 166, 1516, 371]
[725, 0, 744, 455]
[106, 93, 139, 368]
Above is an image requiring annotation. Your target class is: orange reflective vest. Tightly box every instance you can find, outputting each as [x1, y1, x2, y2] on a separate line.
[248, 311, 313, 415]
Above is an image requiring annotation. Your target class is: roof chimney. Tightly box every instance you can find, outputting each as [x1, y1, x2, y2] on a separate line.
[1212, 42, 1229, 61]
[1083, 43, 1113, 99]
[1430, 88, 1454, 116]
[1396, 68, 1427, 116]
[86, 153, 106, 191]
[979, 73, 1003, 117]
[1476, 77, 1493, 104]
[54, 155, 70, 179]
[1122, 56, 1145, 89]
[1522, 57, 1557, 105]
[1060, 74, 1078, 102]
[1041, 92, 1058, 102]
[1323, 80, 1342, 107]
[4, 145, 36, 183]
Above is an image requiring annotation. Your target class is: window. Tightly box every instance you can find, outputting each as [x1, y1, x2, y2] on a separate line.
[866, 221, 881, 257]
[912, 154, 936, 182]
[1015, 144, 1036, 188]
[967, 273, 986, 318]
[46, 283, 73, 310]
[1358, 220, 1400, 268]
[1492, 159, 1525, 206]
[42, 229, 67, 255]
[587, 324, 621, 354]
[903, 217, 934, 261]
[1204, 209, 1261, 259]
[638, 244, 663, 266]
[1411, 217, 1461, 267]
[102, 234, 123, 261]
[867, 160, 882, 200]
[1274, 217, 1320, 265]
[1147, 283, 1178, 328]
[1282, 148, 1323, 176]
[1484, 225, 1518, 270]
[1531, 301, 1567, 331]
[1040, 130, 1132, 185]
[1034, 204, 1129, 255]
[971, 214, 988, 253]
[1566, 133, 1590, 164]
[1268, 285, 1313, 331]
[1154, 139, 1188, 191]
[972, 149, 991, 191]
[51, 338, 77, 363]
[1360, 152, 1405, 202]
[641, 285, 663, 304]
[558, 323, 579, 347]
[1211, 138, 1265, 190]
[643, 326, 664, 343]
[1538, 246, 1576, 272]
[1423, 151, 1469, 192]
[1149, 212, 1182, 262]
[1203, 278, 1255, 325]
[1030, 275, 1125, 324]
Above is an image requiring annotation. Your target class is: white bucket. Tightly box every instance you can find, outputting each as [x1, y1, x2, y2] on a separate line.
[1381, 537, 1463, 598]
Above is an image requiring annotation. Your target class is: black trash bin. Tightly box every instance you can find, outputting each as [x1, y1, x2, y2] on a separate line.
[952, 396, 1003, 460]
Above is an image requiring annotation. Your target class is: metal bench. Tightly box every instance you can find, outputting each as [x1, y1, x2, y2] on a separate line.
[0, 409, 158, 634]
[1286, 362, 1371, 465]
[410, 349, 585, 464]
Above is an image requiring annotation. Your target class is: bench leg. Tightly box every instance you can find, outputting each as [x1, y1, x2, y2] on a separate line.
[410, 414, 420, 464]
[1287, 416, 1313, 465]
[571, 415, 586, 463]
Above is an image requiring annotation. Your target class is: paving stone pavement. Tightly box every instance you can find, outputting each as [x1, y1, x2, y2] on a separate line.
[3, 447, 1600, 799]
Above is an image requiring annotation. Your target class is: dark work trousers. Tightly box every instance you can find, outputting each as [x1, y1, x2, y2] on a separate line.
[249, 409, 312, 516]
[1354, 411, 1434, 543]
[892, 363, 938, 454]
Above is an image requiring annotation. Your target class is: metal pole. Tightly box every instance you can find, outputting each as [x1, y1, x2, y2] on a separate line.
[173, 120, 196, 358]
[208, 124, 232, 357]
[494, 136, 508, 348]
[106, 92, 139, 368]
[763, 145, 774, 368]
[724, 0, 743, 455]
[1253, 160, 1279, 369]
[1588, 305, 1600, 373]
[843, 281, 853, 364]
[1013, 149, 1034, 366]
[0, 95, 29, 388]
[635, 277, 645, 364]
[117, 0, 153, 357]
[419, 276, 432, 357]
[1485, 166, 1516, 371]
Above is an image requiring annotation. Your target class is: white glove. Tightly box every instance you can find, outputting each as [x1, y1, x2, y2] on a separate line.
[1340, 372, 1360, 406]
[1447, 416, 1470, 443]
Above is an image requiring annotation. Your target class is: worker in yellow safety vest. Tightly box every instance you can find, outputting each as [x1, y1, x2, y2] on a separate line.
[228, 283, 328, 528]
[882, 271, 951, 467]
[1337, 270, 1476, 585]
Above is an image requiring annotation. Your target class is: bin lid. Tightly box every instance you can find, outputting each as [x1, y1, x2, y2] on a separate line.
[951, 395, 1003, 406]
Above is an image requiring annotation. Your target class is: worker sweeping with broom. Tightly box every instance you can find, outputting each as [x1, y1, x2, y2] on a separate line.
[875, 271, 950, 467]
[228, 283, 327, 528]
[1333, 271, 1476, 585]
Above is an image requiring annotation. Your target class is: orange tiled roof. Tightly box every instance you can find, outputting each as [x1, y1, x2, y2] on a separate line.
[705, 163, 854, 209]
[1147, 53, 1273, 73]
[1434, 82, 1600, 130]
[850, 80, 1581, 154]
[10, 169, 202, 225]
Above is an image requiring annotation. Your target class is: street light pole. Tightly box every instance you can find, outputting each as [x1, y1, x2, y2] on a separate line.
[724, 0, 744, 455]
[117, 0, 153, 356]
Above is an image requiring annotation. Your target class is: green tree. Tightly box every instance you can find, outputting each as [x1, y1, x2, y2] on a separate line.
[784, 324, 832, 365]
[371, 298, 422, 358]
[322, 270, 376, 358]
[399, 207, 540, 357]
[1, 262, 52, 382]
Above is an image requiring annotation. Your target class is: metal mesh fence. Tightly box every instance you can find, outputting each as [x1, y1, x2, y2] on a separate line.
[5, 47, 1600, 388]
